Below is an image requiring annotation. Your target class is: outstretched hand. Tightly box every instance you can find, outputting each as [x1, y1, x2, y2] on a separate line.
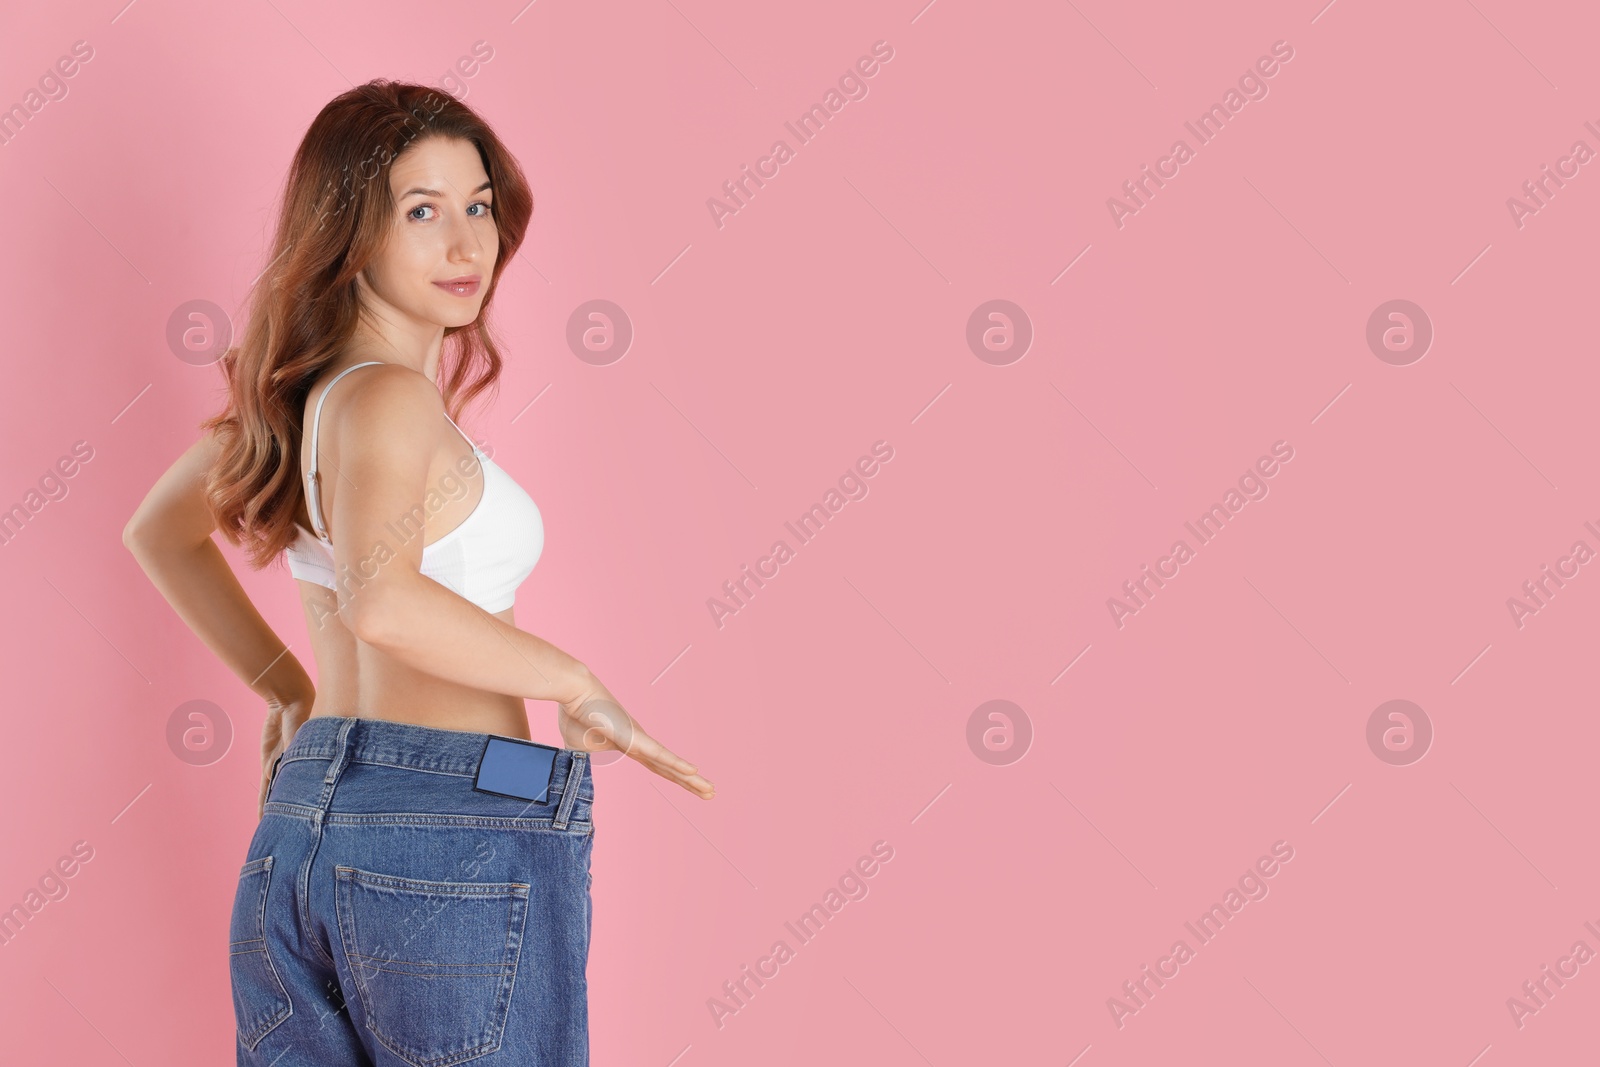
[557, 677, 715, 800]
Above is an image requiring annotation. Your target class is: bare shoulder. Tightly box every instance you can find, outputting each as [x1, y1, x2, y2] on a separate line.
[315, 363, 449, 554]
[324, 362, 445, 449]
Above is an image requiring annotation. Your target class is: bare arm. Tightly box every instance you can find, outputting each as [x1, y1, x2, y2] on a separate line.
[122, 428, 314, 706]
[123, 429, 318, 816]
[299, 364, 713, 799]
[319, 365, 592, 706]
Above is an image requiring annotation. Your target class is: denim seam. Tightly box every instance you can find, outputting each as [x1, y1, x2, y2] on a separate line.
[322, 813, 593, 834]
[278, 755, 557, 779]
[553, 752, 588, 831]
[266, 808, 594, 833]
[276, 756, 593, 784]
[495, 884, 528, 1066]
[266, 800, 593, 819]
[347, 956, 514, 971]
[298, 717, 358, 971]
[261, 801, 323, 818]
[336, 868, 532, 895]
[235, 855, 293, 1049]
[334, 867, 528, 1067]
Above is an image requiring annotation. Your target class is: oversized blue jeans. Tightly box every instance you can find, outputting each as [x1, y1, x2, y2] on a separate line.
[230, 715, 594, 1066]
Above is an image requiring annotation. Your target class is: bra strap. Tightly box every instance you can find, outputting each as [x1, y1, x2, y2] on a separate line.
[306, 361, 387, 543]
[442, 410, 486, 458]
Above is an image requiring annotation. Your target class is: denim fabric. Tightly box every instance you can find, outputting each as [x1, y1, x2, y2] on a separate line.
[230, 715, 594, 1066]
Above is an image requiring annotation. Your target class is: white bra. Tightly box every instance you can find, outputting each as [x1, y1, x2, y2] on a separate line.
[283, 361, 544, 613]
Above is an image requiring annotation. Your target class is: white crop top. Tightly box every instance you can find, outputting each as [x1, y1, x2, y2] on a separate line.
[283, 361, 544, 613]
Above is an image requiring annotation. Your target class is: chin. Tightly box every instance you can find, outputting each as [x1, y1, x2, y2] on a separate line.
[427, 302, 484, 328]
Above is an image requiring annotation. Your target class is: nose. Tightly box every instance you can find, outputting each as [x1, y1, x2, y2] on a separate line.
[444, 209, 489, 264]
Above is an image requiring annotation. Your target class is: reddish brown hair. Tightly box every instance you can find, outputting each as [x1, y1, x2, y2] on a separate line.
[200, 78, 534, 569]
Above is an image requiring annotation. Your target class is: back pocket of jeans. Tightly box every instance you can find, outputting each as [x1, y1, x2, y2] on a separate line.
[334, 866, 530, 1067]
[229, 855, 293, 1049]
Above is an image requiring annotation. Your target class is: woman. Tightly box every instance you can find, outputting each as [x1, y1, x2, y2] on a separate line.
[123, 79, 714, 1066]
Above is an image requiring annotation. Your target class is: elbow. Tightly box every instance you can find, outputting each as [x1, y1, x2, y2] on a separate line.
[122, 495, 161, 550]
[121, 516, 150, 554]
[341, 580, 410, 647]
[121, 504, 170, 556]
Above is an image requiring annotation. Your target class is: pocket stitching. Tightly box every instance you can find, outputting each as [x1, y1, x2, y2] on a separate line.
[334, 865, 530, 1067]
[336, 866, 531, 896]
[230, 855, 293, 1049]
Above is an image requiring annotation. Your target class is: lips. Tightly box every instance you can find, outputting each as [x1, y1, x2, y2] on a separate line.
[434, 276, 481, 297]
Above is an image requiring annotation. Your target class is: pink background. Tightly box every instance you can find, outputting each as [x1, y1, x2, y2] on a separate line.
[2, 0, 1597, 1063]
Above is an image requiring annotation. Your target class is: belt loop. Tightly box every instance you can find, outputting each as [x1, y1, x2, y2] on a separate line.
[318, 716, 360, 811]
[552, 752, 588, 831]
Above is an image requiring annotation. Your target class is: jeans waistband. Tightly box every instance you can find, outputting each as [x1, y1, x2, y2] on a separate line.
[278, 715, 591, 826]
[283, 714, 590, 774]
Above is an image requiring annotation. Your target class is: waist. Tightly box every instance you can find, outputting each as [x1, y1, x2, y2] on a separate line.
[284, 713, 566, 774]
[300, 690, 528, 737]
[273, 714, 593, 825]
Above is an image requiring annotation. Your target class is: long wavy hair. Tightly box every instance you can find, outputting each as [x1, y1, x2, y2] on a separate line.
[200, 78, 534, 570]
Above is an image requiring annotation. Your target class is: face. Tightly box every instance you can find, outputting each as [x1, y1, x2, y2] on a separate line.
[358, 136, 499, 330]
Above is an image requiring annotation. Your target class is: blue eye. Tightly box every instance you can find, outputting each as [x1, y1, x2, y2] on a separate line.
[407, 202, 493, 221]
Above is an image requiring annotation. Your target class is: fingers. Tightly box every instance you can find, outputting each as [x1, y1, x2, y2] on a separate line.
[651, 766, 714, 799]
[676, 771, 717, 800]
[629, 730, 701, 778]
[576, 703, 716, 798]
[636, 751, 713, 799]
[621, 732, 713, 796]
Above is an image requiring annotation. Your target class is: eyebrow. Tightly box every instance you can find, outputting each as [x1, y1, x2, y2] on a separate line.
[399, 180, 493, 199]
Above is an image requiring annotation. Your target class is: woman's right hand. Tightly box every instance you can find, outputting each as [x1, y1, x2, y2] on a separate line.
[557, 674, 715, 800]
